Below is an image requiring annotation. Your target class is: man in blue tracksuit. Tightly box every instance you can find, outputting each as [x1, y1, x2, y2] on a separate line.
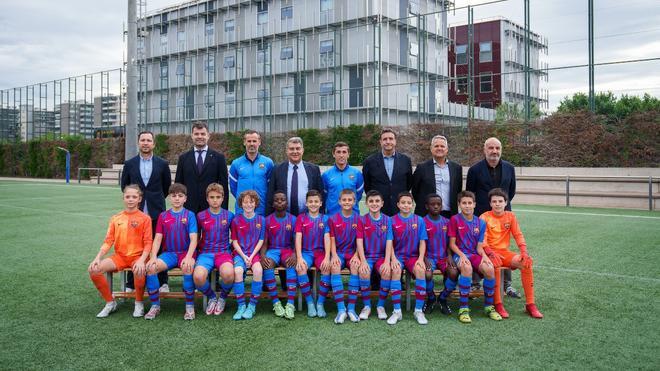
[229, 130, 274, 215]
[322, 141, 364, 216]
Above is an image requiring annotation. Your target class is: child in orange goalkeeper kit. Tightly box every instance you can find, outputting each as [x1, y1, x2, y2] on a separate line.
[480, 188, 543, 319]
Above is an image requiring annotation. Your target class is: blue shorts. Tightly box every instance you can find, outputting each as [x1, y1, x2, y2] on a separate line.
[336, 251, 357, 270]
[299, 251, 314, 270]
[232, 254, 262, 273]
[159, 251, 186, 270]
[426, 257, 438, 271]
[195, 253, 216, 272]
[365, 257, 386, 274]
[265, 248, 294, 267]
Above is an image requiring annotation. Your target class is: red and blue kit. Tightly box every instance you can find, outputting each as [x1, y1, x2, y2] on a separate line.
[155, 208, 197, 267]
[390, 213, 428, 272]
[231, 214, 266, 258]
[357, 214, 391, 271]
[328, 212, 362, 268]
[423, 215, 450, 272]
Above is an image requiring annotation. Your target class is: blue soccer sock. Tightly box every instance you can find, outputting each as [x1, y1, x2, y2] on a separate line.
[391, 279, 402, 311]
[439, 277, 457, 300]
[331, 274, 346, 312]
[250, 280, 262, 306]
[360, 278, 372, 308]
[426, 278, 436, 301]
[220, 281, 233, 299]
[298, 273, 314, 304]
[146, 274, 160, 307]
[483, 278, 495, 307]
[234, 281, 245, 306]
[458, 275, 471, 309]
[377, 279, 391, 308]
[318, 274, 331, 305]
[415, 278, 426, 311]
[183, 274, 194, 308]
[196, 280, 216, 300]
[286, 267, 297, 306]
[347, 274, 359, 312]
[263, 268, 279, 304]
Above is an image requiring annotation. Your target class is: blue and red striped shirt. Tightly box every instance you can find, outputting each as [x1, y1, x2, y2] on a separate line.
[423, 215, 450, 260]
[328, 212, 362, 255]
[390, 213, 428, 259]
[265, 213, 296, 250]
[357, 214, 391, 260]
[231, 214, 265, 256]
[295, 213, 329, 253]
[448, 213, 486, 255]
[197, 208, 234, 254]
[155, 208, 197, 253]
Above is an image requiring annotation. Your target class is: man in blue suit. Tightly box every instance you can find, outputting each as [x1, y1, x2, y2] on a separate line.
[120, 131, 172, 291]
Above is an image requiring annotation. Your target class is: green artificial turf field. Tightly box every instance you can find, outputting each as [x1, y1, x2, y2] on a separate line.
[0, 180, 658, 370]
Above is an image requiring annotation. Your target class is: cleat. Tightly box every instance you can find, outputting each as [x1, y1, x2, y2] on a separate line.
[133, 302, 145, 318]
[386, 310, 402, 325]
[273, 302, 285, 317]
[458, 308, 472, 323]
[316, 302, 327, 318]
[214, 297, 226, 316]
[359, 307, 371, 320]
[242, 304, 256, 319]
[159, 284, 170, 293]
[233, 304, 247, 320]
[144, 306, 160, 320]
[494, 303, 509, 319]
[307, 303, 317, 318]
[437, 298, 452, 315]
[485, 305, 503, 321]
[334, 311, 347, 324]
[284, 303, 295, 320]
[525, 304, 544, 319]
[347, 311, 360, 323]
[506, 286, 522, 299]
[96, 301, 117, 318]
[184, 307, 195, 320]
[205, 298, 218, 316]
[125, 287, 134, 293]
[423, 298, 436, 314]
[376, 306, 387, 320]
[413, 310, 429, 325]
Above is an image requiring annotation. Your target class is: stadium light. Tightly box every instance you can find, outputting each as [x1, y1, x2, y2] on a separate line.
[56, 147, 71, 184]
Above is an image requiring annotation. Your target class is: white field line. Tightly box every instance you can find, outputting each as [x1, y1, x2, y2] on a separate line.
[0, 203, 108, 219]
[0, 182, 118, 191]
[536, 265, 660, 283]
[516, 209, 660, 220]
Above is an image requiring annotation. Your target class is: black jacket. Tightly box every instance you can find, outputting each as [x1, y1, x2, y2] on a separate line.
[120, 154, 171, 224]
[266, 161, 323, 216]
[466, 159, 516, 216]
[362, 152, 413, 216]
[174, 148, 229, 213]
[411, 159, 463, 216]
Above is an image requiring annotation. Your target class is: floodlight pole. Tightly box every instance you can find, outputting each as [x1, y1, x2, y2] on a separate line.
[57, 147, 70, 184]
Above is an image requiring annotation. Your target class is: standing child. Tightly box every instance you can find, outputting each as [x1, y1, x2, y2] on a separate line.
[262, 191, 298, 319]
[144, 183, 198, 320]
[448, 190, 502, 323]
[231, 190, 266, 320]
[355, 190, 393, 320]
[388, 192, 429, 325]
[294, 190, 329, 318]
[88, 184, 152, 318]
[194, 183, 235, 317]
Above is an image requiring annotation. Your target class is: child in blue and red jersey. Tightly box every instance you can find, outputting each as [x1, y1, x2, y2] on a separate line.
[422, 194, 458, 316]
[261, 191, 298, 319]
[294, 190, 328, 318]
[144, 183, 198, 320]
[328, 189, 363, 324]
[193, 183, 235, 317]
[355, 190, 393, 321]
[231, 190, 266, 320]
[388, 192, 429, 325]
[448, 190, 502, 323]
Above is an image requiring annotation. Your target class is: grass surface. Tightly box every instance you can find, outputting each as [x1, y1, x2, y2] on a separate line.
[0, 180, 659, 370]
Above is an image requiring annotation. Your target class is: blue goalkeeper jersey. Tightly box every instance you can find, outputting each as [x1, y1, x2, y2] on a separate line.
[229, 153, 274, 216]
[322, 164, 364, 215]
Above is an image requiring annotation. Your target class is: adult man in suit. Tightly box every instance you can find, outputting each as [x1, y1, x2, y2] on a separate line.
[466, 137, 520, 297]
[362, 129, 413, 216]
[411, 135, 463, 218]
[120, 130, 171, 291]
[174, 121, 229, 213]
[266, 137, 323, 216]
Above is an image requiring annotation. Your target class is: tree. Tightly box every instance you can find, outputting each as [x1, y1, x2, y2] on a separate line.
[557, 92, 660, 122]
[494, 102, 542, 123]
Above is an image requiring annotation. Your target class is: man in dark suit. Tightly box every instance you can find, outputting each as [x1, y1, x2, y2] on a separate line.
[174, 121, 229, 213]
[266, 137, 323, 216]
[362, 129, 413, 216]
[411, 135, 463, 218]
[466, 137, 519, 297]
[120, 130, 171, 291]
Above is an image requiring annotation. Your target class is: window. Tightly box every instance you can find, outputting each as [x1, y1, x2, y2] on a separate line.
[320, 39, 334, 67]
[480, 101, 493, 109]
[205, 54, 215, 81]
[456, 76, 468, 95]
[205, 23, 214, 36]
[281, 86, 294, 113]
[223, 56, 235, 68]
[320, 82, 334, 110]
[206, 94, 215, 118]
[161, 24, 168, 35]
[280, 46, 293, 60]
[257, 88, 269, 114]
[257, 2, 268, 26]
[320, 39, 333, 54]
[160, 34, 168, 54]
[480, 42, 492, 63]
[205, 14, 214, 24]
[281, 6, 293, 20]
[225, 19, 234, 32]
[456, 44, 467, 65]
[480, 73, 493, 93]
[225, 91, 235, 117]
[257, 1, 268, 12]
[320, 0, 333, 11]
[409, 0, 419, 15]
[176, 97, 185, 120]
[160, 61, 168, 78]
[409, 83, 419, 110]
[409, 42, 419, 57]
[177, 30, 185, 42]
[160, 93, 168, 121]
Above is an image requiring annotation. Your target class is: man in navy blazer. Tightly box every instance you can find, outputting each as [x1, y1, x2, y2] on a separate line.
[266, 137, 323, 216]
[120, 130, 172, 290]
[411, 135, 463, 218]
[466, 137, 516, 216]
[174, 121, 229, 213]
[362, 129, 413, 216]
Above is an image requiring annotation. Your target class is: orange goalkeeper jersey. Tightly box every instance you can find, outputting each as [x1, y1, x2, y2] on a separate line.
[102, 210, 153, 258]
[480, 211, 527, 253]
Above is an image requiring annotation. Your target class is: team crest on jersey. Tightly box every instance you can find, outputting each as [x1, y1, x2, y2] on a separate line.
[221, 219, 227, 225]
[442, 226, 447, 231]
[259, 163, 265, 169]
[130, 220, 139, 228]
[181, 217, 187, 224]
[381, 225, 387, 232]
[473, 227, 480, 234]
[412, 223, 418, 230]
[319, 222, 325, 228]
[286, 224, 292, 230]
[349, 174, 355, 180]
[504, 223, 511, 229]
[256, 223, 262, 229]
[351, 223, 357, 229]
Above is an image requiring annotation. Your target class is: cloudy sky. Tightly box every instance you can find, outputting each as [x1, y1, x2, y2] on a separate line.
[0, 0, 658, 111]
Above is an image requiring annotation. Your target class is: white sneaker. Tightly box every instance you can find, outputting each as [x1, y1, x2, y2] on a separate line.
[334, 311, 347, 324]
[359, 307, 371, 320]
[125, 288, 134, 293]
[205, 298, 218, 316]
[96, 301, 117, 318]
[133, 302, 145, 318]
[184, 307, 195, 320]
[159, 284, 170, 293]
[413, 310, 429, 325]
[387, 310, 402, 325]
[347, 311, 360, 323]
[376, 306, 387, 320]
[144, 306, 160, 320]
[214, 297, 226, 316]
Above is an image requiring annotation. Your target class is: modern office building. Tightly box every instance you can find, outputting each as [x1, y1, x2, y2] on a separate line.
[448, 17, 548, 110]
[0, 108, 20, 142]
[94, 94, 126, 129]
[57, 101, 95, 138]
[19, 106, 56, 141]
